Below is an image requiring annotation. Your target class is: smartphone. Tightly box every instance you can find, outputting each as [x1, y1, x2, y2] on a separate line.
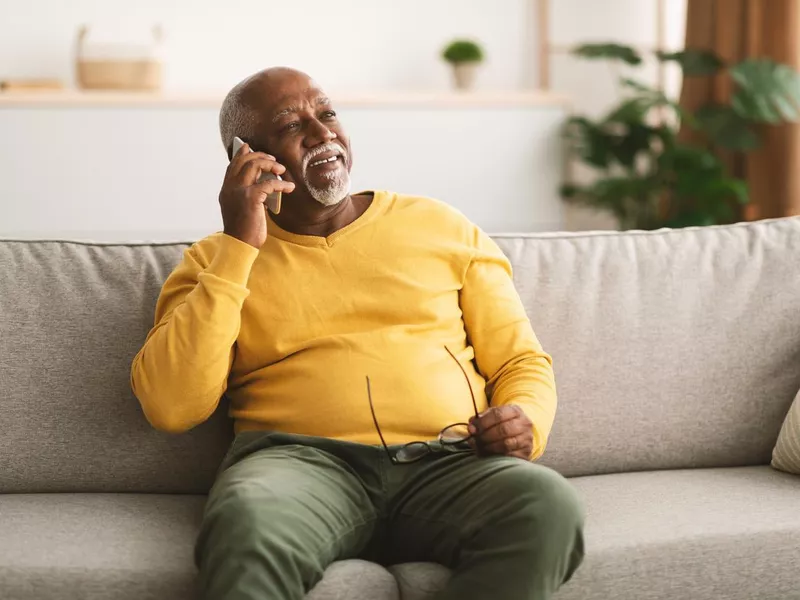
[232, 136, 282, 214]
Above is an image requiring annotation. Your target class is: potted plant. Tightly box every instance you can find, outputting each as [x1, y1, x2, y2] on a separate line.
[442, 39, 484, 91]
[561, 43, 800, 229]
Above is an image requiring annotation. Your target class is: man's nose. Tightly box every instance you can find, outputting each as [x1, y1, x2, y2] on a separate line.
[306, 119, 336, 146]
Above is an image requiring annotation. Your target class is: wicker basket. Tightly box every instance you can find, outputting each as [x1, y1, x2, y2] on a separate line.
[75, 25, 163, 91]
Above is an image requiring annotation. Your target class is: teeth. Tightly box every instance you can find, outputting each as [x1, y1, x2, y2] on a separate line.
[310, 156, 339, 167]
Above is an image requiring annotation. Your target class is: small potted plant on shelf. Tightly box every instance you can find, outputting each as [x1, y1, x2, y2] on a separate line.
[442, 39, 484, 91]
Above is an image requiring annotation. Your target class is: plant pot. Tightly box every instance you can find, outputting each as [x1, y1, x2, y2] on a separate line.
[451, 62, 479, 91]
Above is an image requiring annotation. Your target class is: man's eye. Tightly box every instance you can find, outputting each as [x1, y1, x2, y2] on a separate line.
[322, 111, 337, 119]
[284, 122, 300, 131]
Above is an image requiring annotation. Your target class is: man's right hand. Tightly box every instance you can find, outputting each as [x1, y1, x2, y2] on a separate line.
[219, 143, 296, 249]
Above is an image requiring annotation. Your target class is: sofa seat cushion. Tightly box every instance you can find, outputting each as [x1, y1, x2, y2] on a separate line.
[2, 468, 797, 600]
[387, 467, 800, 600]
[0, 494, 398, 600]
[0, 493, 205, 599]
[558, 466, 800, 600]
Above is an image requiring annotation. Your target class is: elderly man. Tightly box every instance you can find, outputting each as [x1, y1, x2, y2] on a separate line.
[131, 67, 583, 600]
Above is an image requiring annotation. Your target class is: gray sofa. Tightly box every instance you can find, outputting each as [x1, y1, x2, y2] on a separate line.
[1, 217, 799, 600]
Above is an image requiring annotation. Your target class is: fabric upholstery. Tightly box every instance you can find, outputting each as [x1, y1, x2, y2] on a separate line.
[3, 219, 800, 599]
[0, 493, 397, 600]
[307, 561, 399, 600]
[0, 493, 206, 600]
[389, 467, 800, 600]
[773, 387, 800, 474]
[389, 563, 451, 600]
[557, 466, 800, 600]
[2, 218, 800, 492]
[0, 240, 231, 494]
[494, 217, 800, 476]
[3, 468, 795, 600]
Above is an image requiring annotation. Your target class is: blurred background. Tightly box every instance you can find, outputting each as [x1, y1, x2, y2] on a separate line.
[1, 0, 798, 241]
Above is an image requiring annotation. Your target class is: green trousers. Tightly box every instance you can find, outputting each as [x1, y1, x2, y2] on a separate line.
[194, 431, 584, 600]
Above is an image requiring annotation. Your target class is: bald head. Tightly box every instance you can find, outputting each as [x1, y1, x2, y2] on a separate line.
[219, 67, 317, 156]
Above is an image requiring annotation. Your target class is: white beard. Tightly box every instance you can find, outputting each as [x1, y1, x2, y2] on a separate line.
[301, 142, 352, 207]
[304, 168, 351, 207]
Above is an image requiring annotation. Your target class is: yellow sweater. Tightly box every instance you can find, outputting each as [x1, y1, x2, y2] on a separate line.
[131, 191, 557, 458]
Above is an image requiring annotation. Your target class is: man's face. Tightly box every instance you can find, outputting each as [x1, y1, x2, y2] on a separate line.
[248, 73, 352, 207]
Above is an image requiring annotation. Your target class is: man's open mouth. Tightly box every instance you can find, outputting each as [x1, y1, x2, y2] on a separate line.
[308, 152, 343, 168]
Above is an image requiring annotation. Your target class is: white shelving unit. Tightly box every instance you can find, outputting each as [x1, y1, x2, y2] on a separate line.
[0, 90, 570, 109]
[0, 89, 569, 240]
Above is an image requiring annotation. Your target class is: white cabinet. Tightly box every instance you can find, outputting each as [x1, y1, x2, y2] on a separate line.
[0, 92, 568, 241]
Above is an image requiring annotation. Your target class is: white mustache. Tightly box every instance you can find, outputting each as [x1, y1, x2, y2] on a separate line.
[302, 143, 347, 170]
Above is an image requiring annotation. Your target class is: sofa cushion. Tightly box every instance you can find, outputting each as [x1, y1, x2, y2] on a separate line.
[389, 563, 450, 600]
[3, 218, 800, 491]
[0, 240, 231, 494]
[1, 468, 796, 600]
[557, 466, 800, 600]
[773, 387, 800, 474]
[495, 217, 800, 476]
[0, 493, 398, 600]
[0, 493, 205, 599]
[307, 561, 399, 600]
[385, 467, 800, 600]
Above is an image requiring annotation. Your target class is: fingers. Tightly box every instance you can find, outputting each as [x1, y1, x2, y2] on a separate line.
[239, 156, 287, 185]
[470, 404, 523, 433]
[228, 143, 282, 177]
[468, 434, 529, 459]
[469, 405, 533, 459]
[475, 415, 529, 446]
[250, 179, 295, 202]
[479, 433, 529, 457]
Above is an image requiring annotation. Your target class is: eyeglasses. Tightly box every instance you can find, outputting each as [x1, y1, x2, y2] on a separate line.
[366, 346, 480, 464]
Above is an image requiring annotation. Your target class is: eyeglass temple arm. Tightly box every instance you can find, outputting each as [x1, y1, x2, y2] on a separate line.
[366, 376, 393, 454]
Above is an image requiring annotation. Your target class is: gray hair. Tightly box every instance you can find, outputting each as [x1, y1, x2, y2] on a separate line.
[219, 74, 261, 156]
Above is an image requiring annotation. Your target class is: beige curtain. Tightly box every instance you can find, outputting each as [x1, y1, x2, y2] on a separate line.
[680, 0, 800, 219]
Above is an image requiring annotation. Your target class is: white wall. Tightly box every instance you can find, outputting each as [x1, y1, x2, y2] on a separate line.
[1, 0, 685, 96]
[0, 101, 567, 241]
[550, 0, 688, 230]
[0, 0, 537, 92]
[0, 0, 688, 236]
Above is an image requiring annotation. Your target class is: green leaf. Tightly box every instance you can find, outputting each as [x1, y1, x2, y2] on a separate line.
[572, 43, 642, 65]
[659, 144, 722, 175]
[730, 59, 800, 123]
[611, 124, 660, 168]
[694, 104, 760, 151]
[713, 178, 750, 205]
[559, 183, 582, 199]
[564, 117, 619, 169]
[605, 97, 653, 124]
[442, 40, 484, 63]
[620, 78, 656, 94]
[664, 213, 716, 228]
[619, 78, 689, 119]
[561, 176, 655, 206]
[652, 125, 678, 150]
[655, 49, 724, 76]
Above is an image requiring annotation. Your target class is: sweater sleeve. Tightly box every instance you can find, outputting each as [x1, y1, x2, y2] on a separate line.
[130, 234, 260, 433]
[459, 228, 557, 460]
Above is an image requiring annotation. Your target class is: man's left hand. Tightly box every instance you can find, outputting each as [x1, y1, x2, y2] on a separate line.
[468, 405, 533, 460]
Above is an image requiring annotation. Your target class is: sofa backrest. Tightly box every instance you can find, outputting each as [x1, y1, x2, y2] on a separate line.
[0, 240, 230, 494]
[1, 218, 799, 492]
[496, 217, 800, 477]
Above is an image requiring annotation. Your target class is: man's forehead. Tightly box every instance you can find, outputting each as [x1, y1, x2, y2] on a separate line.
[270, 91, 330, 122]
